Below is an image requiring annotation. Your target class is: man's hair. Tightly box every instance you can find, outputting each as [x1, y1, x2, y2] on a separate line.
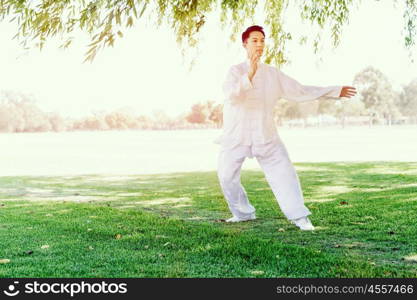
[241, 25, 265, 43]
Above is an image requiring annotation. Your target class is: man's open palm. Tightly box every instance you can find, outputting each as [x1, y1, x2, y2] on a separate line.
[340, 86, 357, 98]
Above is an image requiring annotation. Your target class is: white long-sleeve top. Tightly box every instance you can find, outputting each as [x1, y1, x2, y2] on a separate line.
[214, 60, 343, 147]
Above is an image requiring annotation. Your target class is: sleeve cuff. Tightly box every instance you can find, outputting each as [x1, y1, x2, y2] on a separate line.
[240, 73, 253, 90]
[327, 86, 343, 98]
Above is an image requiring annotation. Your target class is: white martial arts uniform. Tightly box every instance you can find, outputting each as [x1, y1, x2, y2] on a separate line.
[215, 59, 342, 221]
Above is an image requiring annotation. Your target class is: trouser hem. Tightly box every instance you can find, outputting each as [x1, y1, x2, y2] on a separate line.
[286, 210, 312, 221]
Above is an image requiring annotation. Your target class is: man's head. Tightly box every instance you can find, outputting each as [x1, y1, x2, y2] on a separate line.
[242, 25, 265, 59]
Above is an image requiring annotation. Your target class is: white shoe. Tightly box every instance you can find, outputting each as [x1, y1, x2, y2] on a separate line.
[291, 217, 315, 231]
[225, 215, 256, 223]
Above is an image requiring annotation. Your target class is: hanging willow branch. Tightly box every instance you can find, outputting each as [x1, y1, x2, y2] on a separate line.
[0, 0, 415, 66]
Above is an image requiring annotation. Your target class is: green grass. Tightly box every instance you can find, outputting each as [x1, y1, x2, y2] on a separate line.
[0, 161, 416, 277]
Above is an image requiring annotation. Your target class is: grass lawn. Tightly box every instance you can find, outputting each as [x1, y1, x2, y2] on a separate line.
[0, 161, 416, 278]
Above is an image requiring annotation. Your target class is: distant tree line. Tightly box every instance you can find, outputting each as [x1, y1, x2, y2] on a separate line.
[1, 66, 416, 133]
[0, 91, 222, 132]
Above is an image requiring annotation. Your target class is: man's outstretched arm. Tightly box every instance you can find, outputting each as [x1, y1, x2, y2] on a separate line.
[276, 69, 356, 102]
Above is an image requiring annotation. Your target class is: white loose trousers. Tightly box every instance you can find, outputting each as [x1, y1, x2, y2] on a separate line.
[217, 140, 311, 221]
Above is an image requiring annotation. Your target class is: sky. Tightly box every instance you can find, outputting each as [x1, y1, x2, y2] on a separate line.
[0, 0, 416, 119]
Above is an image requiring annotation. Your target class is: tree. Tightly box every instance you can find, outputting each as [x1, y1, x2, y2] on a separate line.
[83, 114, 109, 130]
[208, 103, 223, 128]
[186, 102, 209, 124]
[48, 112, 67, 131]
[353, 66, 402, 125]
[317, 99, 337, 116]
[398, 79, 417, 117]
[0, 91, 53, 132]
[273, 99, 289, 126]
[285, 102, 302, 120]
[1, 1, 416, 66]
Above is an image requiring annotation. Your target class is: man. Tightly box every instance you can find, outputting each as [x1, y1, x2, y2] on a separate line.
[215, 25, 356, 230]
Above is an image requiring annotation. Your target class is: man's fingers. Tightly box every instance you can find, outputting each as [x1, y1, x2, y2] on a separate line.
[341, 86, 357, 98]
[251, 54, 260, 66]
[250, 54, 259, 68]
[250, 50, 260, 60]
[343, 92, 356, 98]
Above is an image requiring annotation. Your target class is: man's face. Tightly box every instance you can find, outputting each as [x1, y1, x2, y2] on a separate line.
[243, 31, 265, 58]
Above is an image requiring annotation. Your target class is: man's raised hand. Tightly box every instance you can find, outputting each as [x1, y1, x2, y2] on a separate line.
[340, 86, 357, 98]
[248, 50, 261, 81]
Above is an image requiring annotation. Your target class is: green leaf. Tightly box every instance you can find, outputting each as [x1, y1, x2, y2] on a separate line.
[126, 16, 133, 27]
